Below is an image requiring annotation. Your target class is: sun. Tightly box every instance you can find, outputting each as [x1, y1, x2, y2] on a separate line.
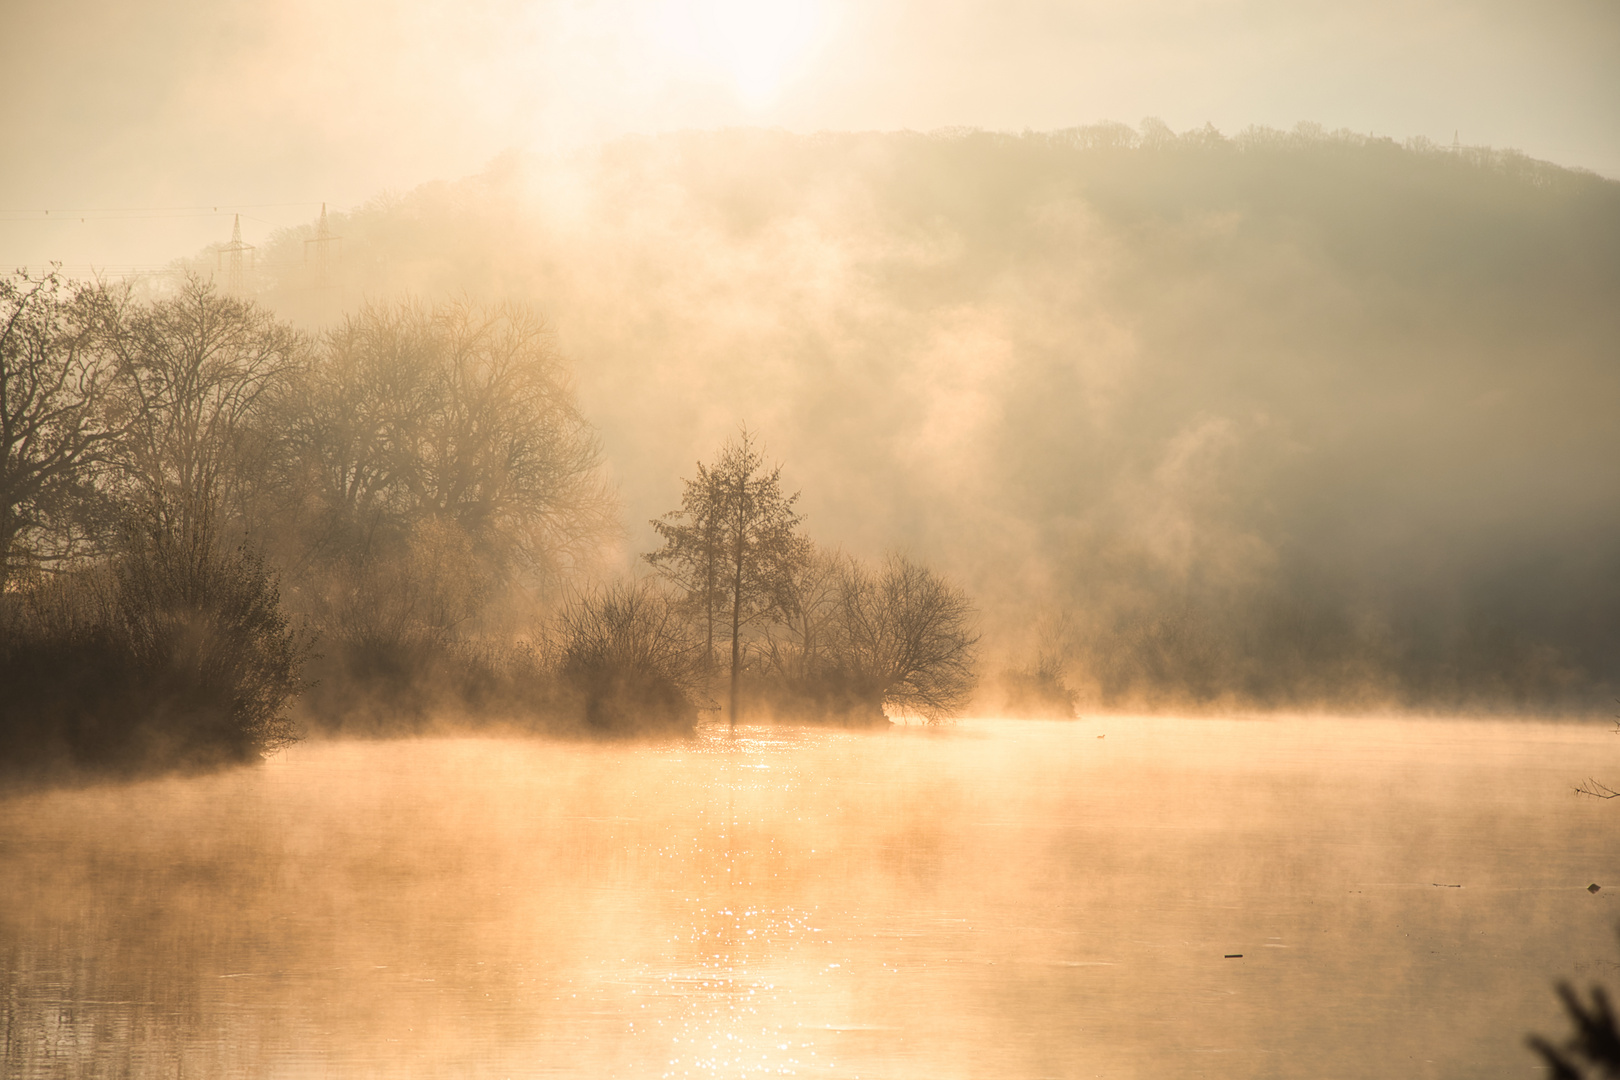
[650, 0, 827, 110]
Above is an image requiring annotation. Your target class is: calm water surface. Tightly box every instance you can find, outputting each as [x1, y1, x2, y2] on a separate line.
[2, 716, 1616, 1079]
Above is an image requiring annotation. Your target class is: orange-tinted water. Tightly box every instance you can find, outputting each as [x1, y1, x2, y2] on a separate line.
[2, 716, 1615, 1078]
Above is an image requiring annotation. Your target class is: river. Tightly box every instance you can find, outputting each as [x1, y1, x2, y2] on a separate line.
[2, 715, 1615, 1078]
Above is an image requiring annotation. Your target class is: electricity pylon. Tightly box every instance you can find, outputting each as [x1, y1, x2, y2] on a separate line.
[216, 214, 255, 295]
[303, 203, 342, 290]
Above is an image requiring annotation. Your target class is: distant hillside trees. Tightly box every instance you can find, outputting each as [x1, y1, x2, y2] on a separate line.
[648, 430, 978, 724]
[249, 124, 1620, 712]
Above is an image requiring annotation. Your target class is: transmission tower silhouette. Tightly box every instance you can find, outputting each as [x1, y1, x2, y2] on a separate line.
[216, 214, 255, 294]
[303, 203, 342, 290]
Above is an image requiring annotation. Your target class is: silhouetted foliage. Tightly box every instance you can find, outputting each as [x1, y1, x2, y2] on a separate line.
[0, 270, 641, 761]
[647, 427, 804, 723]
[257, 297, 617, 730]
[107, 511, 306, 760]
[752, 547, 980, 724]
[0, 512, 306, 772]
[1530, 981, 1620, 1079]
[295, 633, 557, 736]
[273, 297, 613, 583]
[0, 271, 122, 590]
[831, 553, 979, 722]
[645, 431, 980, 726]
[99, 275, 305, 552]
[1, 278, 314, 773]
[758, 541, 848, 713]
[646, 461, 729, 675]
[550, 579, 702, 734]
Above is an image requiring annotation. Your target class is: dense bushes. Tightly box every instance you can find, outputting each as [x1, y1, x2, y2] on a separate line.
[551, 580, 703, 734]
[0, 523, 306, 772]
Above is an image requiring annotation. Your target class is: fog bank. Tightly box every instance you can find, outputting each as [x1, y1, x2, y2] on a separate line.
[228, 125, 1620, 709]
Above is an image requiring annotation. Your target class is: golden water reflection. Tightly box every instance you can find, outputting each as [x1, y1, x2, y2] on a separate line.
[2, 716, 1616, 1078]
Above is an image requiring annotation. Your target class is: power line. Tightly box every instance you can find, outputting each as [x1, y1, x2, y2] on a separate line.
[0, 201, 328, 215]
[0, 213, 288, 226]
[3, 197, 342, 283]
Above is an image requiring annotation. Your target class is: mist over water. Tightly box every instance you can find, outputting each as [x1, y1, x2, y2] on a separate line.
[4, 717, 1614, 1078]
[6, 0, 1620, 1074]
[237, 128, 1620, 710]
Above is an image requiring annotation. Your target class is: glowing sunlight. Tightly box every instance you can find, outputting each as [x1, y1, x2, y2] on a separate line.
[649, 0, 828, 108]
[3, 1, 1619, 1078]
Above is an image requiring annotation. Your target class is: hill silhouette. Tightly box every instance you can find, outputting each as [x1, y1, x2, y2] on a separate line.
[248, 122, 1620, 711]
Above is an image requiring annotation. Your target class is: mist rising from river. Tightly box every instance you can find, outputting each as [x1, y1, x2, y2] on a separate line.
[3, 717, 1614, 1078]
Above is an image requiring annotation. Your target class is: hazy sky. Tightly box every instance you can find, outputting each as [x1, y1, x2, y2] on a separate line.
[3, 0, 1617, 274]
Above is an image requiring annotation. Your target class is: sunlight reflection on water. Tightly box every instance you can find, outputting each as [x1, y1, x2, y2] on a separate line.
[1, 716, 1616, 1078]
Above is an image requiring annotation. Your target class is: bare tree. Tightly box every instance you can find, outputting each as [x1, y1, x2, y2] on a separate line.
[277, 297, 615, 587]
[0, 271, 122, 589]
[100, 275, 305, 547]
[401, 299, 614, 581]
[252, 304, 420, 568]
[647, 427, 803, 725]
[2, 276, 312, 767]
[761, 539, 845, 691]
[834, 552, 979, 722]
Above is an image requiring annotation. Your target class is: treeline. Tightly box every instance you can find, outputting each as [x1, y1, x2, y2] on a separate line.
[483, 429, 979, 735]
[245, 123, 1620, 712]
[0, 272, 616, 770]
[1, 272, 981, 773]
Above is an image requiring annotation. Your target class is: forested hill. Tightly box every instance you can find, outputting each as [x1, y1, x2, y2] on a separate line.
[254, 124, 1620, 711]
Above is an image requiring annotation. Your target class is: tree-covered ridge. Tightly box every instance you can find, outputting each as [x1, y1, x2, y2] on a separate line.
[240, 122, 1620, 712]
